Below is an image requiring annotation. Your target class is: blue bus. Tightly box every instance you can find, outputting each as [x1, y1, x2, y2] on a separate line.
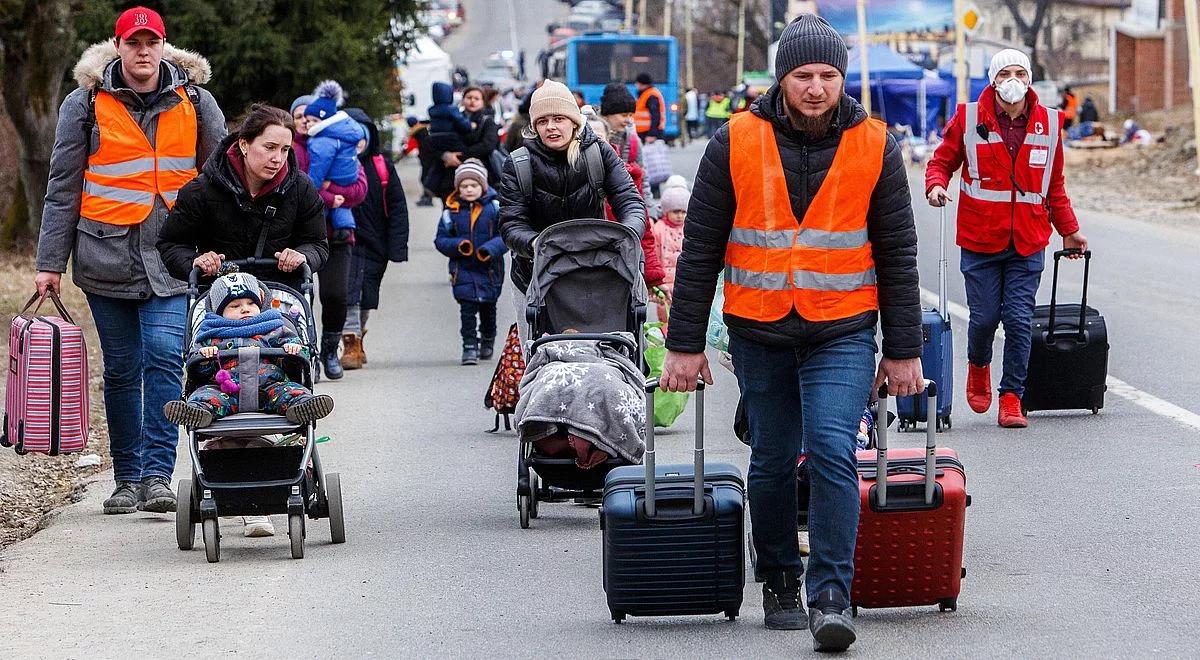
[545, 33, 680, 139]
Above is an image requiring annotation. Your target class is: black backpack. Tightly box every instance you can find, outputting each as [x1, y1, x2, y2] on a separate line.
[510, 141, 606, 205]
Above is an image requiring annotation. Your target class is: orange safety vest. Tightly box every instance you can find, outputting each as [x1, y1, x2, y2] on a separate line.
[634, 86, 666, 133]
[80, 87, 199, 226]
[724, 112, 885, 323]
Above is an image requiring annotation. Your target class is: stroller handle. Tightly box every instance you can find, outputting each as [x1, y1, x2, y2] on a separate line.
[529, 332, 638, 356]
[185, 347, 308, 369]
[188, 259, 313, 288]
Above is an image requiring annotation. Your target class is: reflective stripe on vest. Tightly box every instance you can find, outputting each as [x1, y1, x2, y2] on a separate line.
[80, 87, 199, 226]
[634, 87, 666, 133]
[960, 102, 1059, 208]
[723, 112, 885, 323]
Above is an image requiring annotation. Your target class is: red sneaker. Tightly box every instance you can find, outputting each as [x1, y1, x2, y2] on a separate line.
[998, 392, 1028, 428]
[966, 363, 992, 413]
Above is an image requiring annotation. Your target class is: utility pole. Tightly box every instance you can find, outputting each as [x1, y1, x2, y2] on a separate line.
[954, 0, 968, 104]
[639, 0, 648, 35]
[625, 0, 634, 33]
[1184, 0, 1200, 174]
[736, 0, 747, 85]
[686, 0, 695, 89]
[856, 0, 871, 115]
[664, 0, 673, 36]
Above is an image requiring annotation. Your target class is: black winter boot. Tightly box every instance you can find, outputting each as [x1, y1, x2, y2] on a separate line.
[808, 588, 857, 652]
[321, 333, 344, 380]
[479, 335, 496, 360]
[461, 341, 479, 365]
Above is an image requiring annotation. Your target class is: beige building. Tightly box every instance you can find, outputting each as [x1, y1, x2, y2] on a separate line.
[973, 0, 1130, 80]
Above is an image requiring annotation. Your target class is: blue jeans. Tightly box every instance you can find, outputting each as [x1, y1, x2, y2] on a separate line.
[730, 328, 877, 605]
[85, 293, 185, 483]
[960, 246, 1045, 397]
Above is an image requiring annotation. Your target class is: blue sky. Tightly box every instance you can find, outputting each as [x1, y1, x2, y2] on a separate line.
[818, 0, 954, 35]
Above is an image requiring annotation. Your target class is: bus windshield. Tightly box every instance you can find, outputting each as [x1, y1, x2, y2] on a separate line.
[575, 41, 670, 85]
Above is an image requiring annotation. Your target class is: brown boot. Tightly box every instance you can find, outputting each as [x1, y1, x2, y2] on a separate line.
[360, 329, 368, 364]
[340, 333, 365, 370]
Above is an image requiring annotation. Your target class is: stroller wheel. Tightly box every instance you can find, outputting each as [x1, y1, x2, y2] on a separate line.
[529, 473, 540, 519]
[202, 518, 220, 563]
[289, 514, 306, 559]
[176, 479, 196, 551]
[326, 472, 346, 544]
[518, 494, 531, 529]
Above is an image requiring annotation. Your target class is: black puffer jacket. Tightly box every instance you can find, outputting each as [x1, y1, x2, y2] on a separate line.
[498, 124, 646, 292]
[157, 133, 329, 290]
[665, 87, 922, 359]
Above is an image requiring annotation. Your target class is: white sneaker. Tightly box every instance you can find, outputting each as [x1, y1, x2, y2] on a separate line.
[242, 516, 275, 537]
[798, 530, 810, 556]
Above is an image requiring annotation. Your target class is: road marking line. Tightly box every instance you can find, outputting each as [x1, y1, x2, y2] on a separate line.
[919, 288, 1200, 432]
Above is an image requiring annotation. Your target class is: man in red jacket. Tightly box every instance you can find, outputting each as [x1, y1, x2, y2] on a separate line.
[926, 49, 1087, 428]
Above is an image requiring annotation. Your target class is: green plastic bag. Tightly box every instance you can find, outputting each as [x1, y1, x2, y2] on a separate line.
[644, 322, 690, 428]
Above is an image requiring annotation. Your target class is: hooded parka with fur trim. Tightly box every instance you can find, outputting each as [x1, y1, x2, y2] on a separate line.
[36, 41, 227, 299]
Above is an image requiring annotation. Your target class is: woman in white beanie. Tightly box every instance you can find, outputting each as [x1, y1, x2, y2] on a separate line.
[498, 79, 647, 346]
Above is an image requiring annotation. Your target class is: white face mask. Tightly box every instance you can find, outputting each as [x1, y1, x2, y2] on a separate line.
[996, 78, 1028, 104]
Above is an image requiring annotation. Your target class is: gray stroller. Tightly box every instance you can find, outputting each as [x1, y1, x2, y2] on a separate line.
[516, 219, 648, 528]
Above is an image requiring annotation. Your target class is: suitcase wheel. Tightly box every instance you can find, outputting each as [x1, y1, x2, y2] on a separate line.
[725, 609, 738, 621]
[611, 611, 626, 624]
[851, 606, 859, 618]
[1091, 407, 1099, 415]
[938, 598, 957, 613]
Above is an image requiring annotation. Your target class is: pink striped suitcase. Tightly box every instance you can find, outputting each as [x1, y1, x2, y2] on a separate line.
[2, 292, 89, 455]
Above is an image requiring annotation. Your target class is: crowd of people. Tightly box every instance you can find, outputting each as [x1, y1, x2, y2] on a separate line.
[26, 4, 1091, 652]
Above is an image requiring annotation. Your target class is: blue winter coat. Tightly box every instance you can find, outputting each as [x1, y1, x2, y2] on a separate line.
[434, 187, 507, 303]
[307, 111, 365, 187]
[427, 82, 471, 153]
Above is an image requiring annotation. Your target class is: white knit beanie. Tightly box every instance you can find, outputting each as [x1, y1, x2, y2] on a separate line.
[661, 175, 689, 192]
[988, 49, 1031, 83]
[660, 186, 690, 214]
[530, 80, 584, 128]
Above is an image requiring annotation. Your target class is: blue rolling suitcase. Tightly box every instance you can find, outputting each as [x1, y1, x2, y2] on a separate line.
[601, 380, 745, 623]
[898, 207, 954, 432]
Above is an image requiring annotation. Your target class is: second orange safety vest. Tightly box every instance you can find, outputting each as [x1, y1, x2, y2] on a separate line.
[80, 87, 199, 226]
[724, 111, 886, 323]
[634, 87, 666, 133]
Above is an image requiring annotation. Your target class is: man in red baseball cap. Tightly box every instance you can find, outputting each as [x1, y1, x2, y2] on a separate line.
[112, 6, 167, 92]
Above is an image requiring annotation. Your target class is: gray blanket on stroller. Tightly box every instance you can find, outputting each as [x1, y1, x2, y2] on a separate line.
[516, 335, 646, 464]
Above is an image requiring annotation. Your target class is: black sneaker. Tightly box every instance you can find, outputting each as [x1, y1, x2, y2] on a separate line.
[809, 588, 857, 652]
[762, 571, 807, 630]
[285, 394, 336, 424]
[138, 477, 177, 513]
[102, 481, 142, 515]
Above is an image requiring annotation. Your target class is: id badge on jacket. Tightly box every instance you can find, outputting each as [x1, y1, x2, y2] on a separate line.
[1029, 148, 1049, 168]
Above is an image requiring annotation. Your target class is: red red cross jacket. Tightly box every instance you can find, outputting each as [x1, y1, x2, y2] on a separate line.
[925, 85, 1079, 256]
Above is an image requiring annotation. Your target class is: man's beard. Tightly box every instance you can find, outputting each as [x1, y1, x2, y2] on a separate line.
[788, 106, 837, 138]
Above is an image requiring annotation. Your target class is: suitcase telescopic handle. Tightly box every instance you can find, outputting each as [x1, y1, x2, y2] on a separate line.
[1048, 249, 1092, 342]
[644, 378, 706, 518]
[938, 207, 949, 324]
[875, 380, 938, 508]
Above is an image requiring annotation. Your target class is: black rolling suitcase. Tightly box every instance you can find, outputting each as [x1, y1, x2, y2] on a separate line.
[601, 380, 745, 623]
[1023, 249, 1108, 414]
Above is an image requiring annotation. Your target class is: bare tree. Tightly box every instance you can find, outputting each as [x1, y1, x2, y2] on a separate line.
[0, 0, 76, 238]
[1000, 0, 1054, 80]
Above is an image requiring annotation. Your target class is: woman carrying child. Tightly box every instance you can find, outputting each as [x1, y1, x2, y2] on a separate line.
[434, 159, 507, 365]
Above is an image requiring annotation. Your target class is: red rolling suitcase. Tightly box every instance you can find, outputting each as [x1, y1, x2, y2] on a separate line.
[851, 382, 969, 614]
[2, 292, 90, 455]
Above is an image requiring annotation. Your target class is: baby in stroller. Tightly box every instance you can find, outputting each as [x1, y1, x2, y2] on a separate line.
[164, 272, 334, 430]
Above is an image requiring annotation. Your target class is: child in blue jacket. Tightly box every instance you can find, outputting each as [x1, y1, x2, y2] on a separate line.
[434, 159, 507, 365]
[427, 81, 473, 154]
[304, 80, 368, 233]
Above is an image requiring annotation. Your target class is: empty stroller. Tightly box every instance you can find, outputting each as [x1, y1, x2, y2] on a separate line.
[174, 258, 346, 562]
[515, 219, 648, 528]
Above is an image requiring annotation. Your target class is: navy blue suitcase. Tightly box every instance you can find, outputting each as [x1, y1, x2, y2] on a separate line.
[898, 207, 954, 432]
[601, 380, 745, 623]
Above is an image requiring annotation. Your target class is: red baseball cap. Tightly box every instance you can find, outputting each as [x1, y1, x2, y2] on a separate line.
[114, 6, 166, 41]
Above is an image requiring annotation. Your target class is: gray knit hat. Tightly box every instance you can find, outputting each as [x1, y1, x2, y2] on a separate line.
[208, 272, 265, 314]
[774, 14, 848, 80]
[454, 158, 489, 190]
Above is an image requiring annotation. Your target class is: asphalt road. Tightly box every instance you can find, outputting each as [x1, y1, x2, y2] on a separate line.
[438, 0, 567, 82]
[4, 10, 1200, 657]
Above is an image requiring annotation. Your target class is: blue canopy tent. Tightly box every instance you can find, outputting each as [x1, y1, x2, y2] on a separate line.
[844, 44, 952, 137]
